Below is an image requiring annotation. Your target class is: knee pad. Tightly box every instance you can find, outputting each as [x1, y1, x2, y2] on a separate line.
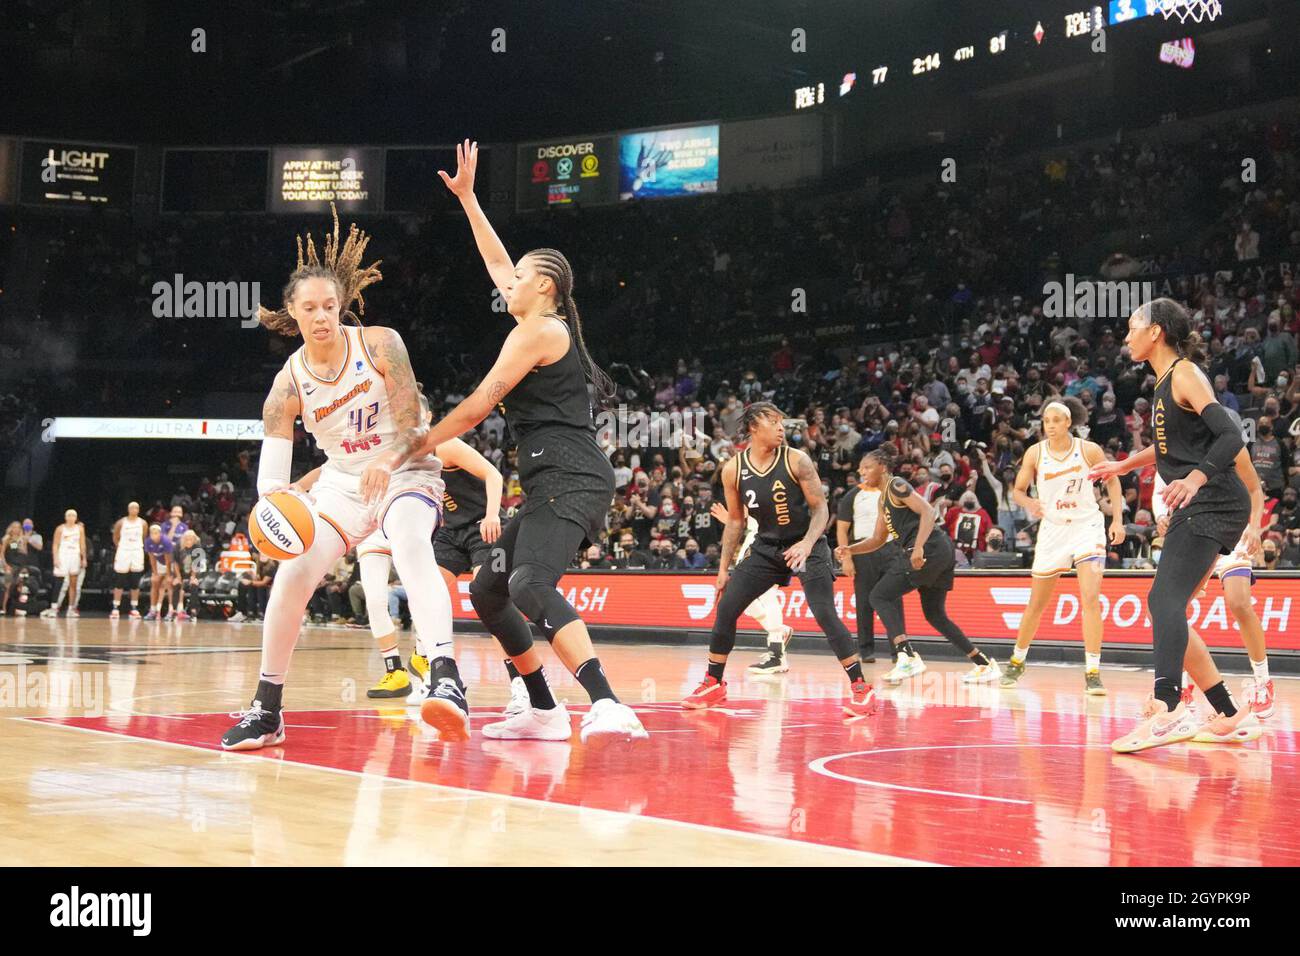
[507, 563, 578, 635]
[469, 570, 510, 620]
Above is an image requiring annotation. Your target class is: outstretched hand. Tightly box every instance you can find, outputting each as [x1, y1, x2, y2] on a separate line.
[437, 139, 478, 200]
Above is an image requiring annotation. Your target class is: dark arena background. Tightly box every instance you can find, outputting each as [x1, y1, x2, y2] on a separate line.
[1, 0, 1299, 912]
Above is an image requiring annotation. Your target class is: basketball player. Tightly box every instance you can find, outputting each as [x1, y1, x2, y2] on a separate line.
[837, 445, 1000, 684]
[999, 396, 1125, 695]
[143, 524, 173, 621]
[1151, 450, 1274, 719]
[681, 402, 876, 717]
[109, 502, 146, 620]
[837, 458, 903, 665]
[706, 490, 796, 675]
[1090, 300, 1258, 752]
[373, 140, 645, 742]
[44, 509, 86, 618]
[221, 206, 453, 751]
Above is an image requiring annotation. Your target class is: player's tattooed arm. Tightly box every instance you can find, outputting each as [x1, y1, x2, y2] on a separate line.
[791, 449, 830, 545]
[370, 326, 429, 470]
[262, 367, 300, 440]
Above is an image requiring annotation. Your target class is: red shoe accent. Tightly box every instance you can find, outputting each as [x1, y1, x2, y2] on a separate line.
[843, 679, 878, 718]
[682, 675, 726, 710]
[1250, 679, 1275, 720]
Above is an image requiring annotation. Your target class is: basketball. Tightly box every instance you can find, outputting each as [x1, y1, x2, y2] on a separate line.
[249, 491, 316, 560]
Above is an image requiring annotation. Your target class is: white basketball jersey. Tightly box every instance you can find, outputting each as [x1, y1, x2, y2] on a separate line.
[1035, 438, 1100, 525]
[117, 517, 145, 553]
[286, 324, 440, 483]
[59, 525, 82, 551]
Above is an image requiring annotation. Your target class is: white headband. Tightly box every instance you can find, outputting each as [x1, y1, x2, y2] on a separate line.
[1044, 401, 1072, 421]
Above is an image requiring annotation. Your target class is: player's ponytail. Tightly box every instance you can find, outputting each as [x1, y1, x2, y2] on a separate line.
[1062, 396, 1089, 430]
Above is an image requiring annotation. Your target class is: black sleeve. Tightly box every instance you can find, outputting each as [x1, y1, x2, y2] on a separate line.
[837, 486, 858, 522]
[1197, 402, 1246, 480]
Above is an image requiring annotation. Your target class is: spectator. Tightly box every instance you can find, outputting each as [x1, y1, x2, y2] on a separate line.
[675, 538, 707, 570]
[945, 490, 995, 560]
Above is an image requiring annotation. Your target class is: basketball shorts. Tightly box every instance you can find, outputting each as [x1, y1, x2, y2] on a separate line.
[113, 548, 145, 575]
[1212, 533, 1254, 580]
[1031, 515, 1106, 577]
[434, 523, 494, 576]
[53, 548, 83, 578]
[311, 462, 445, 551]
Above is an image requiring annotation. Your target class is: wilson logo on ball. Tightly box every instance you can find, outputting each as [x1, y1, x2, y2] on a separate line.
[251, 491, 316, 560]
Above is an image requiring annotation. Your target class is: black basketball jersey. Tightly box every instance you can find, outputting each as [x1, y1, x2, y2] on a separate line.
[498, 318, 594, 441]
[440, 465, 498, 531]
[1151, 359, 1221, 484]
[736, 445, 811, 542]
[881, 476, 922, 549]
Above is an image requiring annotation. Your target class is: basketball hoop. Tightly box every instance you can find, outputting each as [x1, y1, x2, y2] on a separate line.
[1158, 0, 1223, 23]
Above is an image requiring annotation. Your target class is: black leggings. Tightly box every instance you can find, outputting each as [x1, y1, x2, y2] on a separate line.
[869, 570, 977, 657]
[1148, 525, 1223, 708]
[468, 502, 589, 655]
[710, 563, 856, 660]
[851, 553, 885, 655]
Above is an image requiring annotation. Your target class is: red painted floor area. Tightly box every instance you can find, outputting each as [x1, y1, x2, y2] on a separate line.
[34, 695, 1300, 866]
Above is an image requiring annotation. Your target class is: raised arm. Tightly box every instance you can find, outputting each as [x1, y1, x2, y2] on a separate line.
[439, 139, 515, 294]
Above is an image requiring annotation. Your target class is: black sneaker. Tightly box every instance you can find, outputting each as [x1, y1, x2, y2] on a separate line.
[221, 701, 286, 751]
[419, 677, 471, 742]
[747, 646, 790, 675]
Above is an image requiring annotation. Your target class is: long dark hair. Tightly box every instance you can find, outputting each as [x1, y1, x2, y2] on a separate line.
[1143, 297, 1204, 364]
[524, 247, 615, 404]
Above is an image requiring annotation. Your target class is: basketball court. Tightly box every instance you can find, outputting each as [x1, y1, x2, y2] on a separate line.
[4, 617, 1296, 867]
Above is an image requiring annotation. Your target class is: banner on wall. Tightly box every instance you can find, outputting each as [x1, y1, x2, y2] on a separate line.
[516, 135, 617, 211]
[446, 572, 1300, 650]
[720, 114, 823, 193]
[618, 124, 719, 200]
[20, 140, 136, 206]
[269, 147, 383, 213]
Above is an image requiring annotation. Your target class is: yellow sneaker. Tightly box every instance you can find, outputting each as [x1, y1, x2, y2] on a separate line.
[409, 654, 430, 682]
[368, 668, 412, 699]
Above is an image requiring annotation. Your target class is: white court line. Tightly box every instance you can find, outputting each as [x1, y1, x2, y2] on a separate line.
[20, 717, 937, 867]
[809, 744, 1111, 805]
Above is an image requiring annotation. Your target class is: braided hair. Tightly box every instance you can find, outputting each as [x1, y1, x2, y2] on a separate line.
[736, 401, 783, 441]
[865, 443, 900, 474]
[258, 202, 384, 337]
[524, 247, 615, 404]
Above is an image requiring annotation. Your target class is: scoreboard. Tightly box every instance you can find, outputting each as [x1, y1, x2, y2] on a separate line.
[516, 135, 618, 211]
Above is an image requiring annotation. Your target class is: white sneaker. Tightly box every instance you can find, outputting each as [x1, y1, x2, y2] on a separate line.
[579, 699, 648, 742]
[404, 673, 426, 705]
[227, 611, 245, 623]
[483, 703, 573, 741]
[884, 652, 926, 685]
[962, 658, 1002, 684]
[40, 608, 58, 618]
[504, 676, 530, 717]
